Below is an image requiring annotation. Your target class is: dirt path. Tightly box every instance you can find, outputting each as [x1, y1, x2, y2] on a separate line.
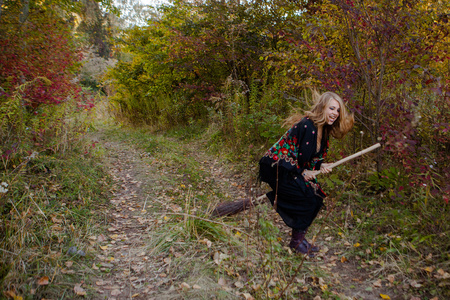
[89, 136, 165, 299]
[86, 127, 399, 300]
[87, 129, 253, 299]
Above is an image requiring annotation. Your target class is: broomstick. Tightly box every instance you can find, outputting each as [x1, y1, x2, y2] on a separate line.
[211, 143, 381, 217]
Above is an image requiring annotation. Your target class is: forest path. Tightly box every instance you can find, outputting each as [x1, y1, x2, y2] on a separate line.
[85, 125, 397, 300]
[88, 132, 165, 299]
[86, 126, 252, 299]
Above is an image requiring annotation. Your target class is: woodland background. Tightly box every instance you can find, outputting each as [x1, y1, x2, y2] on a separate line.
[1, 0, 449, 299]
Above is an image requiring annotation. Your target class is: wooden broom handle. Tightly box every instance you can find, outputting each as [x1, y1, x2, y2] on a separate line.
[311, 143, 381, 176]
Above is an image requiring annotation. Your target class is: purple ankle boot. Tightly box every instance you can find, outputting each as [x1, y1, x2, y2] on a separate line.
[302, 238, 320, 252]
[289, 229, 313, 256]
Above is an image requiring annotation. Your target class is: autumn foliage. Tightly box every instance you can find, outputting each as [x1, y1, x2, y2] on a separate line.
[108, 0, 449, 202]
[0, 1, 98, 165]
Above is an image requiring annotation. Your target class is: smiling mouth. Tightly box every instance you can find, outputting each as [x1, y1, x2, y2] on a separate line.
[329, 116, 337, 123]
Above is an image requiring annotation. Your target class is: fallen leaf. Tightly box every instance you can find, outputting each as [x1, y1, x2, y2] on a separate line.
[353, 243, 361, 247]
[241, 293, 255, 300]
[111, 289, 121, 296]
[200, 238, 212, 248]
[387, 274, 395, 283]
[180, 282, 190, 289]
[436, 269, 450, 279]
[51, 216, 63, 224]
[380, 294, 390, 299]
[340, 256, 347, 263]
[132, 293, 140, 298]
[4, 291, 23, 300]
[37, 276, 49, 286]
[410, 280, 422, 288]
[373, 279, 382, 288]
[422, 266, 434, 273]
[218, 277, 227, 286]
[318, 278, 325, 286]
[65, 261, 73, 268]
[74, 284, 86, 296]
[234, 281, 244, 288]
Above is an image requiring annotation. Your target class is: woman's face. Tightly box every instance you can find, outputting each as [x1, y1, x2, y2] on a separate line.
[324, 99, 340, 125]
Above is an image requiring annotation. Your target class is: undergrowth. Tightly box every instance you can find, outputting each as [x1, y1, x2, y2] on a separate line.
[0, 144, 111, 299]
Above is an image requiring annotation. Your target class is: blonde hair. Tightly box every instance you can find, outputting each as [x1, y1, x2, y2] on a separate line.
[284, 90, 354, 139]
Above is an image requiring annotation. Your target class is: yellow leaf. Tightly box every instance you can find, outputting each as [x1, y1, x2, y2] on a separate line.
[341, 256, 347, 263]
[353, 243, 361, 247]
[4, 291, 23, 300]
[380, 293, 391, 299]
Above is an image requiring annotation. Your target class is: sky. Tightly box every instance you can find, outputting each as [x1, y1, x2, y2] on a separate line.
[140, 0, 168, 5]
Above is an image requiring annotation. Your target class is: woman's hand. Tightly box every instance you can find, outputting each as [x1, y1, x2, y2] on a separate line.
[302, 164, 333, 181]
[320, 163, 333, 174]
[302, 170, 317, 181]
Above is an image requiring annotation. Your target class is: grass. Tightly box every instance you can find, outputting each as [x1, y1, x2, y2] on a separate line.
[3, 118, 448, 299]
[0, 144, 112, 299]
[134, 121, 450, 299]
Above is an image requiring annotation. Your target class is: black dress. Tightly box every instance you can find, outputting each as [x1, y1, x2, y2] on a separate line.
[259, 117, 329, 230]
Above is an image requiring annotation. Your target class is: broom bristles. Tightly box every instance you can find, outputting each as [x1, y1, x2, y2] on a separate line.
[211, 195, 266, 217]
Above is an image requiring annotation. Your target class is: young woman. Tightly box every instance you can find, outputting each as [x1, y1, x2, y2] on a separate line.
[258, 91, 354, 255]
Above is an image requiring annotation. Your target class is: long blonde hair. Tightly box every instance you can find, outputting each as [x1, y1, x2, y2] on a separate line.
[284, 90, 354, 139]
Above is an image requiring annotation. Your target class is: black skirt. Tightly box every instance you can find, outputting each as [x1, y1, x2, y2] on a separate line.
[259, 163, 324, 231]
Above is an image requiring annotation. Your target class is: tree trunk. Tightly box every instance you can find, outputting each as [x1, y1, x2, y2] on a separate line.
[20, 0, 30, 24]
[0, 0, 4, 23]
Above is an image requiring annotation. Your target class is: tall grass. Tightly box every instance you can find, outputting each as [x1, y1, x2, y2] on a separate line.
[1, 85, 110, 297]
